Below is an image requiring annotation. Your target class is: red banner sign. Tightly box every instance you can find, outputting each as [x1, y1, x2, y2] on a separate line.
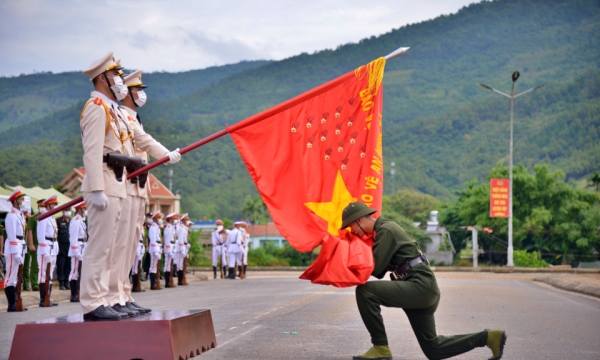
[490, 178, 509, 218]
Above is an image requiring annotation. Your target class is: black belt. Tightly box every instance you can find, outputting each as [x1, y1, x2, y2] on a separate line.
[16, 235, 23, 240]
[156, 241, 162, 244]
[45, 237, 57, 241]
[390, 254, 429, 281]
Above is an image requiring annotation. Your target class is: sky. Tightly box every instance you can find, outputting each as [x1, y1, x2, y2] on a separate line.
[0, 0, 479, 77]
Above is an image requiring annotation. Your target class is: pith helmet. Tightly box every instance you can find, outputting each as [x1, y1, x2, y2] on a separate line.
[340, 202, 377, 229]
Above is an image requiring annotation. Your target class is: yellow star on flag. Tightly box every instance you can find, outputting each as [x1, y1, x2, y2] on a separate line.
[304, 171, 357, 235]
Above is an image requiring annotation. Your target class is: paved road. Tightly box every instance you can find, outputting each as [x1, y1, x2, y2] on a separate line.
[1, 272, 599, 359]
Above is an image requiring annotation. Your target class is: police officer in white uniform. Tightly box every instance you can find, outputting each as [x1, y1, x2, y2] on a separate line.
[211, 219, 227, 279]
[131, 232, 145, 288]
[175, 213, 189, 285]
[148, 211, 163, 290]
[227, 222, 243, 279]
[163, 213, 178, 287]
[68, 201, 87, 302]
[240, 223, 250, 278]
[3, 187, 28, 312]
[37, 195, 59, 307]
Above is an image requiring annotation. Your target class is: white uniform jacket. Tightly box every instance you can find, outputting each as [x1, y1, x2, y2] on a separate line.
[227, 228, 242, 254]
[163, 224, 175, 255]
[148, 223, 162, 255]
[4, 207, 25, 256]
[68, 214, 87, 258]
[37, 216, 58, 256]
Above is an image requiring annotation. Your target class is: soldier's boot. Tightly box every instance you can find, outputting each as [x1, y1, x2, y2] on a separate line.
[65, 280, 71, 290]
[352, 345, 392, 360]
[38, 284, 46, 307]
[58, 280, 65, 290]
[213, 266, 217, 279]
[70, 280, 79, 302]
[228, 268, 236, 279]
[486, 329, 507, 360]
[223, 266, 227, 278]
[131, 274, 139, 292]
[48, 283, 58, 306]
[150, 273, 157, 290]
[177, 270, 184, 285]
[164, 272, 171, 288]
[5, 286, 17, 312]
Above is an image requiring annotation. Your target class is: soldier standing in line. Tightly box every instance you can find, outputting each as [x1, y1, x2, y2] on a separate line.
[148, 211, 163, 290]
[23, 199, 45, 292]
[175, 213, 189, 285]
[116, 69, 177, 314]
[56, 207, 72, 290]
[68, 202, 87, 302]
[37, 195, 59, 307]
[226, 222, 243, 279]
[340, 202, 507, 360]
[163, 213, 178, 288]
[239, 222, 250, 278]
[142, 212, 152, 281]
[3, 187, 28, 312]
[211, 219, 226, 279]
[131, 232, 145, 289]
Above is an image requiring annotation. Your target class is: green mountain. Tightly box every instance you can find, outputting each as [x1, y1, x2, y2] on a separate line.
[0, 0, 598, 219]
[0, 60, 270, 133]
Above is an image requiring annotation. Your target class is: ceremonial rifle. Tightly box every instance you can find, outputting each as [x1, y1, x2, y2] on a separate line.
[155, 258, 161, 290]
[37, 46, 410, 222]
[134, 259, 142, 292]
[240, 251, 245, 279]
[15, 264, 24, 311]
[44, 261, 51, 307]
[169, 258, 175, 288]
[77, 259, 82, 301]
[182, 254, 188, 285]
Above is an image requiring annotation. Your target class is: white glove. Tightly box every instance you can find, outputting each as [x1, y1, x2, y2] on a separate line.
[165, 148, 181, 164]
[91, 191, 109, 210]
[16, 254, 24, 265]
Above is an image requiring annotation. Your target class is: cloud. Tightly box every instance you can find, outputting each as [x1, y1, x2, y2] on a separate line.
[186, 31, 268, 63]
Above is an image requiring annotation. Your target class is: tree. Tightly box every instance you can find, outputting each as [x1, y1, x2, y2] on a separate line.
[587, 171, 600, 192]
[242, 196, 262, 224]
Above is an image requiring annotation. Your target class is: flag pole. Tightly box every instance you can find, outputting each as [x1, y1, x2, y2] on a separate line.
[39, 46, 410, 221]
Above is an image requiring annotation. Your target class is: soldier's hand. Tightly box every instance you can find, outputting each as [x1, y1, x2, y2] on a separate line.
[91, 191, 109, 210]
[29, 245, 36, 252]
[165, 148, 181, 164]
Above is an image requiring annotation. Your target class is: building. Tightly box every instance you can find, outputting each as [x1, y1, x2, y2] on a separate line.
[59, 167, 180, 214]
[246, 222, 286, 249]
[424, 210, 456, 266]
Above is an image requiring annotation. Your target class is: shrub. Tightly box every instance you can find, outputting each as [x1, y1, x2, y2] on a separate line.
[513, 250, 547, 268]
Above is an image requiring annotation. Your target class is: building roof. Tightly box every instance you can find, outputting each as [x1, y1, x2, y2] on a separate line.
[246, 222, 282, 237]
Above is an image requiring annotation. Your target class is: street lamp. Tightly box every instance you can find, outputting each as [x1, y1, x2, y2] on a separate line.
[480, 72, 545, 267]
[390, 162, 396, 195]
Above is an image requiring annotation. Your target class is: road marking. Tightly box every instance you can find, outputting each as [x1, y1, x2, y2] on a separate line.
[216, 325, 262, 348]
[215, 333, 222, 337]
[242, 321, 250, 324]
[228, 327, 237, 331]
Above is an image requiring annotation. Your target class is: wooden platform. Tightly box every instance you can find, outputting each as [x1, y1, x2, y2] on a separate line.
[9, 309, 216, 360]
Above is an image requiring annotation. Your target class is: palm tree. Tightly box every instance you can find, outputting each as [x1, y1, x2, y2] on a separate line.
[242, 196, 262, 224]
[587, 171, 600, 192]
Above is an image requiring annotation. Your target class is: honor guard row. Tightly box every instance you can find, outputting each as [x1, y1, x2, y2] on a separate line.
[78, 51, 182, 321]
[211, 220, 249, 280]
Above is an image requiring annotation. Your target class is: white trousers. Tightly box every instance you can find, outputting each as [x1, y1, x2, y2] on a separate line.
[163, 252, 175, 272]
[228, 252, 242, 268]
[37, 254, 55, 285]
[212, 246, 222, 267]
[3, 254, 20, 287]
[80, 194, 123, 314]
[150, 253, 160, 274]
[69, 256, 81, 281]
[175, 252, 186, 270]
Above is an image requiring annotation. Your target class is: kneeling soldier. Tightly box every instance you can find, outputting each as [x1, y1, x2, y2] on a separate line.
[341, 202, 507, 360]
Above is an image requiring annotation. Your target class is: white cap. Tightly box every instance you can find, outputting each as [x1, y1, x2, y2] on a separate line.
[82, 50, 123, 81]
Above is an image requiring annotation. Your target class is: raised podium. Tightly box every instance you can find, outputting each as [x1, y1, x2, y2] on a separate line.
[9, 309, 216, 360]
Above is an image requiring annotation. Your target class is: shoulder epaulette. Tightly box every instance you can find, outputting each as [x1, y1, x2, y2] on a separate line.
[80, 98, 113, 134]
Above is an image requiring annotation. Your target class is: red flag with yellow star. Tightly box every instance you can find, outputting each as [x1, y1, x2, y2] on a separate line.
[228, 58, 386, 287]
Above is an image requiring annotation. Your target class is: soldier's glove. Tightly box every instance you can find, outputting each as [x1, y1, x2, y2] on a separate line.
[165, 148, 181, 164]
[91, 191, 109, 211]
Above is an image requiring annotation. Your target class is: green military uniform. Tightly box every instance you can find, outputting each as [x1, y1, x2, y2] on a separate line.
[23, 214, 40, 290]
[355, 216, 488, 359]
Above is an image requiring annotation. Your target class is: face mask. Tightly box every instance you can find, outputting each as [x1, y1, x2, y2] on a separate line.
[158, 219, 163, 226]
[64, 211, 72, 217]
[39, 207, 47, 214]
[135, 90, 147, 107]
[174, 219, 179, 225]
[84, 210, 88, 217]
[110, 75, 128, 101]
[20, 203, 29, 212]
[146, 218, 152, 224]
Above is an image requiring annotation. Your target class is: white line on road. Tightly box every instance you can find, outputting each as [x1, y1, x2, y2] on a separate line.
[228, 327, 237, 330]
[216, 325, 262, 349]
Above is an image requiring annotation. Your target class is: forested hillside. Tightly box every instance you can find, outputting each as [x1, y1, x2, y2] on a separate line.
[0, 0, 598, 219]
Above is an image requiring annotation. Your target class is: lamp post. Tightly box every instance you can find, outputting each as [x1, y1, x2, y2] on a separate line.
[390, 162, 396, 195]
[480, 72, 545, 267]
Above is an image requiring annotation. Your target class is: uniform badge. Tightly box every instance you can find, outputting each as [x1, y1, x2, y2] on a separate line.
[93, 98, 103, 105]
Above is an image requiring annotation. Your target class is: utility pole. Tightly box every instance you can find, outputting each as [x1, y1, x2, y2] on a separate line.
[471, 226, 478, 268]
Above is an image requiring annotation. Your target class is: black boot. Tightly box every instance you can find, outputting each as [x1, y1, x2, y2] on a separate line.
[39, 283, 46, 307]
[228, 268, 236, 279]
[213, 266, 217, 279]
[150, 273, 156, 290]
[5, 286, 17, 312]
[177, 270, 183, 285]
[131, 274, 139, 292]
[59, 280, 66, 290]
[164, 272, 171, 287]
[223, 266, 227, 278]
[70, 280, 79, 302]
[64, 280, 71, 290]
[49, 283, 58, 306]
[141, 273, 148, 281]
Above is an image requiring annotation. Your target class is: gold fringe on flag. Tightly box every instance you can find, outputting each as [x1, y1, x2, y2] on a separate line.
[354, 57, 386, 95]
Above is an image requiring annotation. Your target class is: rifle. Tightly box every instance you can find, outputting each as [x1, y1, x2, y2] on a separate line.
[15, 263, 24, 311]
[169, 259, 175, 288]
[182, 255, 188, 285]
[77, 259, 82, 302]
[240, 251, 246, 279]
[134, 259, 142, 292]
[44, 261, 51, 307]
[220, 253, 224, 279]
[155, 258, 161, 290]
